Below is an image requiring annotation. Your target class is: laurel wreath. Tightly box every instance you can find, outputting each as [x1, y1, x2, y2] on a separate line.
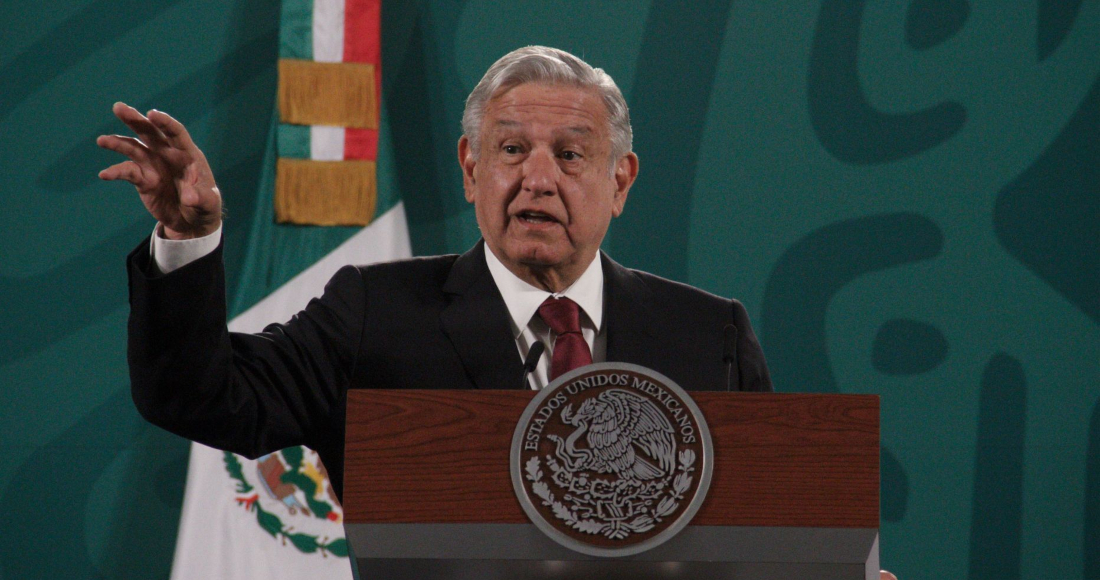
[525, 449, 696, 540]
[224, 452, 254, 493]
[223, 451, 348, 558]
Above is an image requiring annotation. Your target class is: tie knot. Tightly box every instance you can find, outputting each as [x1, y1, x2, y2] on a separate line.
[538, 297, 583, 335]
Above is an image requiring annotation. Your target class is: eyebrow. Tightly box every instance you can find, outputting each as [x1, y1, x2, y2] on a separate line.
[560, 126, 592, 136]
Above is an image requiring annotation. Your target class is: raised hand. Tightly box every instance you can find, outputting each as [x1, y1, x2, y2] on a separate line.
[97, 102, 222, 240]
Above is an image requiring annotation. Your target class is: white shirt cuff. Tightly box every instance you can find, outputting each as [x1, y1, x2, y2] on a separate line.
[149, 223, 222, 274]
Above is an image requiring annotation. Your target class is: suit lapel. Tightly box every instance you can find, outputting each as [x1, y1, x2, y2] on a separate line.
[440, 242, 526, 390]
[602, 252, 658, 368]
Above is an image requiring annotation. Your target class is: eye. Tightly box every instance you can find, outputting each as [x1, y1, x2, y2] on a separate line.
[502, 144, 522, 155]
[560, 150, 581, 161]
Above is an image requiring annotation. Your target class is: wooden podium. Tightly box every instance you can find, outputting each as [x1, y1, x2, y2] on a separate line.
[344, 390, 879, 579]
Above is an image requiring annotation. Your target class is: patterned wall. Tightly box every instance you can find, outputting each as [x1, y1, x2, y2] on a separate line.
[0, 1, 1096, 578]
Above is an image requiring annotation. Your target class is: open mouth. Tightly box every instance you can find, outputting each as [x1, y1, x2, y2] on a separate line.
[516, 210, 559, 225]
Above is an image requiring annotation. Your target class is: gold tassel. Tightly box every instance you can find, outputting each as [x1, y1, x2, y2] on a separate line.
[275, 159, 377, 226]
[278, 59, 378, 129]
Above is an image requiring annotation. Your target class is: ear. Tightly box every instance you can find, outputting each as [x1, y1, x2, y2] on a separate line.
[611, 152, 639, 217]
[458, 136, 477, 203]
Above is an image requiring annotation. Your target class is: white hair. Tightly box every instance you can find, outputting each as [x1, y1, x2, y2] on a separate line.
[461, 46, 633, 165]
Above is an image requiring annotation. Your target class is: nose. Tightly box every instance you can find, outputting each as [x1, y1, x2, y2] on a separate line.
[521, 148, 559, 196]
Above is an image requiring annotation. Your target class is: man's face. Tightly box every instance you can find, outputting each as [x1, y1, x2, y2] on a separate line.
[459, 83, 638, 289]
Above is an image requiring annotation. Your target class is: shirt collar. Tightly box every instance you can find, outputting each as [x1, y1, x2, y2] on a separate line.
[484, 244, 604, 338]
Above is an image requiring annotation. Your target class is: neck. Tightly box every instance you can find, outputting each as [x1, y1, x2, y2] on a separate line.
[483, 243, 599, 293]
[512, 262, 578, 293]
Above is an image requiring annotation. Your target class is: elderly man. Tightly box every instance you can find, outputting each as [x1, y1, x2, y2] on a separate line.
[101, 44, 770, 474]
[100, 46, 896, 579]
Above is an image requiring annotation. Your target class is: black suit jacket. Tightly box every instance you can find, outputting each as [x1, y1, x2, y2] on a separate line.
[128, 239, 771, 501]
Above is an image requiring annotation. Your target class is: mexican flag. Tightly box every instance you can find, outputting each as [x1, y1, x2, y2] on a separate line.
[168, 1, 407, 578]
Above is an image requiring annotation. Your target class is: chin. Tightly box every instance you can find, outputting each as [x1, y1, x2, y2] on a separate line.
[518, 252, 560, 268]
[512, 244, 566, 268]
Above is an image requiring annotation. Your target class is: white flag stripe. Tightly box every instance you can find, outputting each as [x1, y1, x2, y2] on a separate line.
[311, 0, 344, 63]
[230, 202, 412, 333]
[309, 125, 346, 161]
[170, 444, 355, 579]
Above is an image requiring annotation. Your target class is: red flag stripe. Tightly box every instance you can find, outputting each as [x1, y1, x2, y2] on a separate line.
[343, 0, 380, 161]
[343, 0, 380, 65]
[344, 128, 379, 161]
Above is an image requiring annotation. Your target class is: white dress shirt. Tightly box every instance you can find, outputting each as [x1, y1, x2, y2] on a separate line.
[148, 225, 605, 389]
[483, 245, 606, 390]
[149, 224, 223, 275]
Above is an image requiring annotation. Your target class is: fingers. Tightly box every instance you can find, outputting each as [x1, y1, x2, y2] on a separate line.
[147, 109, 199, 154]
[108, 102, 201, 158]
[96, 134, 152, 164]
[98, 160, 145, 185]
[111, 102, 169, 149]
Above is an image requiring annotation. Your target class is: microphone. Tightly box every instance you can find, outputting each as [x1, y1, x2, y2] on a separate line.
[521, 341, 545, 390]
[723, 325, 738, 392]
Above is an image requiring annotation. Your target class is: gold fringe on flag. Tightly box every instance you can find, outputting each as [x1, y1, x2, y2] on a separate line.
[278, 59, 378, 129]
[275, 159, 377, 226]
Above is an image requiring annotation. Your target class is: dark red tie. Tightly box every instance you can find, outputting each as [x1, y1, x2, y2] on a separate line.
[537, 297, 593, 381]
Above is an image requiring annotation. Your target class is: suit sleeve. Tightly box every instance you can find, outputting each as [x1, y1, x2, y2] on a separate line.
[731, 299, 773, 392]
[126, 235, 364, 458]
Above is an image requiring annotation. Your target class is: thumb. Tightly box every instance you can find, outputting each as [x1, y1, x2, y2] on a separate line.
[179, 187, 201, 207]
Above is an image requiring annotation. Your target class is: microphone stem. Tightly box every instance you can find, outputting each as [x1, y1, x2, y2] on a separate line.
[521, 341, 545, 390]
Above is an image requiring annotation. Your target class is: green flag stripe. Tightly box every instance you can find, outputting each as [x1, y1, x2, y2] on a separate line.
[277, 123, 312, 159]
[279, 0, 313, 60]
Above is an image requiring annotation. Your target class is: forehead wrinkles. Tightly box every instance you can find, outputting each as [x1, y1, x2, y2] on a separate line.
[493, 100, 600, 120]
[485, 85, 606, 135]
[491, 119, 595, 139]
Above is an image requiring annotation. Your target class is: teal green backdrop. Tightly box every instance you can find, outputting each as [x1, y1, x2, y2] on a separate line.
[1, 1, 1097, 578]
